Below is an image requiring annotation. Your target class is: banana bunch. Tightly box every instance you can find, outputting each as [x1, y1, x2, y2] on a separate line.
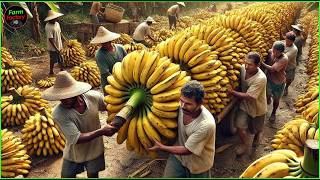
[61, 39, 86, 67]
[71, 61, 101, 87]
[1, 60, 32, 94]
[37, 77, 55, 88]
[1, 129, 32, 178]
[124, 43, 146, 53]
[21, 108, 66, 156]
[271, 117, 318, 156]
[25, 44, 46, 56]
[156, 31, 232, 114]
[294, 87, 318, 124]
[85, 43, 101, 58]
[112, 33, 133, 45]
[2, 86, 49, 127]
[2, 47, 14, 67]
[105, 50, 188, 157]
[240, 149, 309, 178]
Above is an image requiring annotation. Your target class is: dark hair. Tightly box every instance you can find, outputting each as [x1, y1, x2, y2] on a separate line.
[272, 41, 285, 53]
[286, 32, 296, 41]
[181, 80, 205, 104]
[246, 52, 261, 65]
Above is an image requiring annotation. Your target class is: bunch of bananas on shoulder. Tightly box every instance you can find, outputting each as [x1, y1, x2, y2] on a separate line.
[61, 39, 86, 67]
[2, 86, 49, 127]
[37, 77, 55, 88]
[21, 108, 66, 156]
[124, 43, 146, 53]
[1, 52, 32, 93]
[105, 50, 188, 157]
[1, 129, 31, 178]
[71, 61, 100, 87]
[156, 30, 232, 114]
[271, 117, 318, 156]
[85, 43, 100, 58]
[112, 33, 133, 45]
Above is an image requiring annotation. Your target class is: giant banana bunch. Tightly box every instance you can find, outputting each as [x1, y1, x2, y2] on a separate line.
[112, 33, 133, 44]
[105, 50, 187, 157]
[71, 61, 100, 87]
[85, 43, 100, 57]
[37, 77, 55, 88]
[1, 60, 32, 94]
[156, 31, 232, 114]
[21, 108, 66, 156]
[124, 43, 146, 53]
[2, 47, 14, 67]
[61, 39, 86, 67]
[294, 87, 318, 125]
[271, 117, 318, 156]
[1, 129, 32, 178]
[1, 86, 49, 127]
[240, 149, 316, 178]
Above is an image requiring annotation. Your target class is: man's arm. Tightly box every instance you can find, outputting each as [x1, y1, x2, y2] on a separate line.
[230, 90, 256, 101]
[61, 33, 67, 43]
[49, 38, 60, 52]
[77, 124, 117, 144]
[149, 141, 192, 155]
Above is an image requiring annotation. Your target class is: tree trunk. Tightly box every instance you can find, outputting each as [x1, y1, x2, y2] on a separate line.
[30, 2, 41, 43]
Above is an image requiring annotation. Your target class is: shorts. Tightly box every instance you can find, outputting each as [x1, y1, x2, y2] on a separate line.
[164, 154, 210, 178]
[49, 51, 64, 65]
[285, 68, 296, 81]
[235, 109, 265, 134]
[267, 80, 286, 99]
[61, 153, 105, 177]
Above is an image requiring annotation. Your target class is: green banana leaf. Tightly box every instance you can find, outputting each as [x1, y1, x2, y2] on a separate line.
[44, 2, 60, 12]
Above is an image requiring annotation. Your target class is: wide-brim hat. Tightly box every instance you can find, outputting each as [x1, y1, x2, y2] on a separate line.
[44, 10, 64, 21]
[177, 2, 186, 7]
[42, 71, 92, 101]
[291, 24, 303, 32]
[145, 16, 155, 23]
[90, 26, 121, 44]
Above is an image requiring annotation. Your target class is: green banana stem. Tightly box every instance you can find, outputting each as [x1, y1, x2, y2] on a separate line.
[301, 139, 319, 178]
[8, 88, 22, 104]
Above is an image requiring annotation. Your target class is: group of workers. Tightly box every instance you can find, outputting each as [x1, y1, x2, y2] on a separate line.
[42, 2, 305, 178]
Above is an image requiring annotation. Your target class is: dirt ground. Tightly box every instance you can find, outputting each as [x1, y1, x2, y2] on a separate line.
[4, 3, 312, 178]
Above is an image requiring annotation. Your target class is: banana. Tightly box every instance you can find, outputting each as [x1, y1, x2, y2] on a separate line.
[152, 86, 182, 103]
[142, 109, 161, 142]
[151, 105, 178, 119]
[116, 118, 130, 144]
[299, 122, 309, 144]
[307, 126, 316, 139]
[179, 36, 197, 61]
[127, 116, 140, 153]
[174, 32, 191, 61]
[253, 162, 289, 178]
[136, 111, 152, 149]
[146, 109, 176, 139]
[146, 57, 171, 89]
[105, 85, 129, 98]
[150, 71, 180, 94]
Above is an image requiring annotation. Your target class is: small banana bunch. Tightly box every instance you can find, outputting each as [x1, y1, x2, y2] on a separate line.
[240, 149, 303, 178]
[61, 39, 86, 67]
[271, 117, 318, 156]
[105, 50, 188, 157]
[124, 43, 146, 53]
[2, 86, 49, 127]
[21, 108, 66, 156]
[25, 44, 46, 56]
[85, 43, 101, 57]
[294, 87, 318, 125]
[1, 60, 32, 94]
[112, 33, 133, 45]
[156, 31, 232, 114]
[37, 77, 55, 88]
[71, 61, 101, 87]
[1, 129, 31, 178]
[2, 47, 14, 67]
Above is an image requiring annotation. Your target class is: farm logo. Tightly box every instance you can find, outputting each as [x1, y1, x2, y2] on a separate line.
[4, 6, 27, 29]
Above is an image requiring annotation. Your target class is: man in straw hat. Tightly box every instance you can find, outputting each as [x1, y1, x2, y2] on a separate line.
[132, 16, 156, 46]
[290, 24, 305, 65]
[91, 26, 127, 95]
[44, 10, 66, 75]
[42, 71, 119, 178]
[167, 2, 186, 30]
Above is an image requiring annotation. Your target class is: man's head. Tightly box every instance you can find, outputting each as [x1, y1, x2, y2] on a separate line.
[60, 96, 79, 109]
[180, 80, 204, 115]
[272, 41, 285, 58]
[291, 24, 303, 35]
[245, 52, 260, 74]
[44, 10, 64, 23]
[48, 18, 58, 24]
[285, 32, 296, 47]
[145, 16, 155, 26]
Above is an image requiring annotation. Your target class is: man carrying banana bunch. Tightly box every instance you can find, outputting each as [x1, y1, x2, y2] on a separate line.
[228, 52, 267, 156]
[91, 26, 127, 95]
[149, 80, 216, 178]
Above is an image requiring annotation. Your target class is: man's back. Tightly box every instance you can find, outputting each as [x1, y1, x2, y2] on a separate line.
[133, 22, 150, 41]
[45, 22, 63, 51]
[167, 5, 179, 16]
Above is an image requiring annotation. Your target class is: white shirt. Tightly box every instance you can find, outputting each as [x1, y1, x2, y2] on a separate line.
[132, 22, 151, 41]
[45, 22, 63, 51]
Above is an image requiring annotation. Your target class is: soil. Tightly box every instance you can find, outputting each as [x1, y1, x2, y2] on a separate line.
[4, 3, 312, 178]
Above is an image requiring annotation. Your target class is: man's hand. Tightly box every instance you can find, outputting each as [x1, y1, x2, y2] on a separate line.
[100, 124, 118, 136]
[226, 85, 234, 95]
[148, 140, 164, 151]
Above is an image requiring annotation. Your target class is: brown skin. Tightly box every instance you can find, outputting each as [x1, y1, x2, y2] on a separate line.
[284, 38, 295, 95]
[146, 22, 156, 42]
[60, 95, 117, 144]
[148, 95, 202, 155]
[101, 42, 115, 52]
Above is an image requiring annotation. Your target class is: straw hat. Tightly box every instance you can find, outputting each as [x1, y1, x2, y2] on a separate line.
[42, 71, 92, 101]
[44, 10, 64, 21]
[90, 26, 121, 44]
[177, 2, 186, 7]
[145, 16, 155, 23]
[291, 24, 303, 32]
